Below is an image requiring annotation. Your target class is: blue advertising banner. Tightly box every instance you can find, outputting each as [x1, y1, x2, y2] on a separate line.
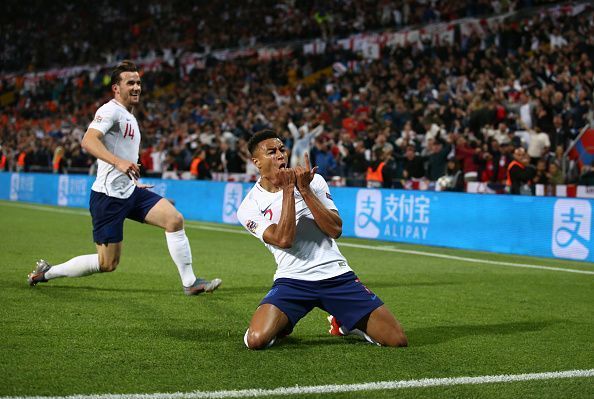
[1, 172, 592, 263]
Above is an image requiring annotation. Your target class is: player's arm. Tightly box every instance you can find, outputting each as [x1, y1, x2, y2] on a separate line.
[81, 128, 140, 179]
[262, 169, 297, 249]
[295, 154, 342, 239]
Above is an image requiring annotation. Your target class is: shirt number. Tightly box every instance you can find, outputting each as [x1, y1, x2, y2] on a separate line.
[123, 123, 135, 140]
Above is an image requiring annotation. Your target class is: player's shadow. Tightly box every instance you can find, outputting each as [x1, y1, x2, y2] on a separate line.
[408, 320, 563, 346]
[24, 284, 170, 295]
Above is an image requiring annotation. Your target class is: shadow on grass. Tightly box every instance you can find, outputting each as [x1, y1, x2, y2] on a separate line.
[22, 284, 171, 295]
[14, 281, 265, 296]
[408, 320, 563, 346]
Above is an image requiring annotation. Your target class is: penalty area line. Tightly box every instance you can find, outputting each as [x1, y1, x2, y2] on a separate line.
[3, 369, 594, 399]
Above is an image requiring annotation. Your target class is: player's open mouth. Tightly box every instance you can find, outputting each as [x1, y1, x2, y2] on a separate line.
[278, 163, 286, 169]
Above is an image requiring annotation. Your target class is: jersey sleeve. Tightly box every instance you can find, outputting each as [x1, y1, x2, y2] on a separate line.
[310, 174, 338, 211]
[237, 197, 275, 243]
[88, 104, 116, 134]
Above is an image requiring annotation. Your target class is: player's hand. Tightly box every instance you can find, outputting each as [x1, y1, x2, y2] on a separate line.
[274, 168, 296, 189]
[115, 160, 140, 180]
[134, 180, 154, 189]
[295, 152, 318, 193]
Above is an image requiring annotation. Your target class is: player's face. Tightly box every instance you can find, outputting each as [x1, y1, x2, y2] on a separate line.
[253, 138, 287, 177]
[113, 71, 141, 108]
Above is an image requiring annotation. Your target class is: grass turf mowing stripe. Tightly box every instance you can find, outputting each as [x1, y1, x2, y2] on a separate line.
[2, 200, 593, 275]
[3, 369, 593, 399]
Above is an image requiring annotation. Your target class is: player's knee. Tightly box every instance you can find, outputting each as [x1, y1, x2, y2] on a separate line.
[166, 211, 184, 232]
[99, 257, 119, 272]
[244, 329, 274, 350]
[383, 329, 408, 348]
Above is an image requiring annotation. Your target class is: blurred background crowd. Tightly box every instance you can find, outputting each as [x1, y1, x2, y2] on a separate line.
[1, 0, 593, 193]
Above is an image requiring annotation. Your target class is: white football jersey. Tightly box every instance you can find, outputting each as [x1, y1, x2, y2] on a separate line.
[237, 174, 352, 281]
[88, 100, 141, 199]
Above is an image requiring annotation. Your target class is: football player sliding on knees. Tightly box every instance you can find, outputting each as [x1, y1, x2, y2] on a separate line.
[237, 130, 407, 349]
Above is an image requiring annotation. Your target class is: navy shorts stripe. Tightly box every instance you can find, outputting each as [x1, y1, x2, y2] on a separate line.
[260, 271, 383, 332]
[90, 187, 162, 244]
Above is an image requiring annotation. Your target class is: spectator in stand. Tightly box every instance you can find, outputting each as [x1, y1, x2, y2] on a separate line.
[532, 159, 550, 186]
[150, 141, 168, 175]
[0, 146, 8, 171]
[310, 137, 337, 180]
[527, 127, 551, 165]
[479, 139, 509, 184]
[578, 162, 594, 186]
[189, 147, 211, 180]
[382, 147, 401, 189]
[551, 114, 570, 150]
[438, 157, 464, 192]
[454, 135, 479, 181]
[427, 136, 452, 182]
[507, 147, 536, 195]
[52, 146, 66, 174]
[220, 139, 244, 174]
[1, 0, 591, 193]
[288, 119, 325, 168]
[366, 148, 389, 188]
[402, 145, 426, 181]
[69, 145, 92, 171]
[16, 146, 28, 173]
[548, 161, 564, 186]
[343, 139, 368, 186]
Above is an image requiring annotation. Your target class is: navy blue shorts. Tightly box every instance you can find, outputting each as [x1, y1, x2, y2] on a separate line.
[89, 188, 162, 244]
[260, 271, 383, 333]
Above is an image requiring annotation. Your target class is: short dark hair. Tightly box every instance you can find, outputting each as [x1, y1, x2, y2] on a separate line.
[110, 60, 138, 86]
[248, 130, 281, 155]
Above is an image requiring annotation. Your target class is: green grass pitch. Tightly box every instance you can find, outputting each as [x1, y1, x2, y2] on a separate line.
[0, 200, 593, 398]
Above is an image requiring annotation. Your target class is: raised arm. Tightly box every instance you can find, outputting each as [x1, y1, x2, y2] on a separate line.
[304, 123, 324, 141]
[287, 121, 300, 141]
[295, 153, 342, 239]
[81, 128, 140, 179]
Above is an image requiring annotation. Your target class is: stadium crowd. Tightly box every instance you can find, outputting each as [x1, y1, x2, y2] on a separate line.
[1, 0, 593, 192]
[2, 0, 559, 74]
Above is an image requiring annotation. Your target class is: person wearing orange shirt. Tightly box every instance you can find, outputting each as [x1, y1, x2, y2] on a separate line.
[189, 147, 211, 180]
[506, 147, 536, 195]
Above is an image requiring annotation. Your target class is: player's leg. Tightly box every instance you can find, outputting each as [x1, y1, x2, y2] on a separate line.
[244, 304, 290, 350]
[29, 244, 119, 286]
[245, 278, 315, 349]
[28, 254, 102, 285]
[28, 191, 123, 286]
[96, 242, 122, 272]
[321, 271, 407, 347]
[354, 305, 408, 347]
[141, 194, 221, 294]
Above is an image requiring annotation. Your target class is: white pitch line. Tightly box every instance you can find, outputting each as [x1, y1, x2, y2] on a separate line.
[2, 201, 593, 275]
[336, 242, 594, 275]
[3, 369, 593, 399]
[0, 201, 90, 216]
[183, 225, 594, 275]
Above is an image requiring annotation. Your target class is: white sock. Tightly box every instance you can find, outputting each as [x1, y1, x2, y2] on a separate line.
[244, 329, 251, 348]
[165, 229, 197, 287]
[45, 254, 100, 280]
